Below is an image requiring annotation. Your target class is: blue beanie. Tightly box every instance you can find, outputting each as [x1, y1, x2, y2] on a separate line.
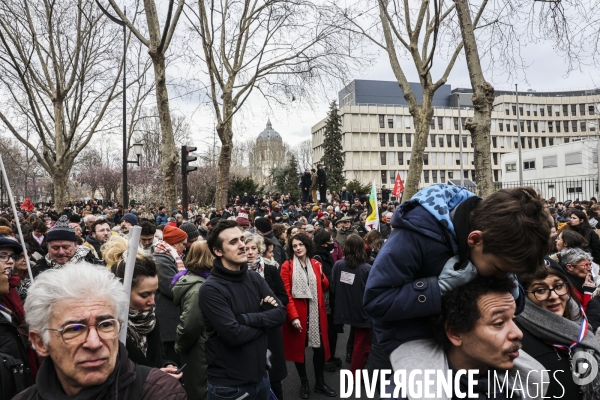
[121, 213, 138, 226]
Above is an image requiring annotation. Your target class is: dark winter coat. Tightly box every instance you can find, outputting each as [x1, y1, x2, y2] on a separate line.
[262, 262, 289, 382]
[587, 296, 600, 332]
[126, 318, 170, 369]
[300, 173, 312, 191]
[31, 250, 103, 278]
[153, 253, 180, 343]
[156, 213, 168, 226]
[84, 235, 104, 259]
[198, 259, 286, 387]
[13, 343, 187, 400]
[380, 223, 392, 240]
[339, 190, 352, 202]
[23, 233, 46, 259]
[0, 310, 33, 394]
[363, 202, 458, 354]
[172, 272, 208, 400]
[263, 233, 285, 267]
[330, 259, 372, 328]
[317, 168, 326, 187]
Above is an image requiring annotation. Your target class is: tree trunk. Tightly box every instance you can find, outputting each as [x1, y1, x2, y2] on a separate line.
[404, 97, 434, 201]
[454, 0, 494, 197]
[53, 170, 68, 208]
[52, 99, 68, 207]
[215, 97, 234, 207]
[151, 55, 178, 210]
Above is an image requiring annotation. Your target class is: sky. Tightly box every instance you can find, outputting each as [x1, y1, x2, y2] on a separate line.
[171, 36, 599, 155]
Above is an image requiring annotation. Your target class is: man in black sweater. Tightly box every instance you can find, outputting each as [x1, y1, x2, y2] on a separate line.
[199, 220, 286, 400]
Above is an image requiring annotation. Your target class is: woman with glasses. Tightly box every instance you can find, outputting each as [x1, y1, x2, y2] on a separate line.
[560, 247, 597, 311]
[517, 266, 600, 399]
[112, 251, 182, 379]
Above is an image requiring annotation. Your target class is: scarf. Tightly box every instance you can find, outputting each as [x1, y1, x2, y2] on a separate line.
[126, 307, 156, 356]
[516, 297, 600, 400]
[4, 275, 25, 324]
[248, 256, 265, 278]
[34, 350, 119, 400]
[44, 245, 90, 269]
[153, 240, 185, 270]
[169, 269, 211, 288]
[291, 255, 320, 348]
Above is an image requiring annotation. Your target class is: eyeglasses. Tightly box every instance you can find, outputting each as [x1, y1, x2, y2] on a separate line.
[526, 283, 568, 301]
[574, 262, 592, 269]
[0, 253, 19, 262]
[44, 319, 122, 344]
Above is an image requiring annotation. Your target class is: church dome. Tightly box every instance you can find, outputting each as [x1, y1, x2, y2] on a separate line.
[257, 119, 282, 142]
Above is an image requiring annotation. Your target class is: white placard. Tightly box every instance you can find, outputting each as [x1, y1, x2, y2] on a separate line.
[340, 271, 355, 285]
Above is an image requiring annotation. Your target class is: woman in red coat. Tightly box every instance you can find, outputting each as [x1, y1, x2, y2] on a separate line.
[280, 233, 337, 399]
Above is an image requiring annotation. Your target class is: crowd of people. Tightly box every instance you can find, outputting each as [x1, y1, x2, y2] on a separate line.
[0, 183, 600, 399]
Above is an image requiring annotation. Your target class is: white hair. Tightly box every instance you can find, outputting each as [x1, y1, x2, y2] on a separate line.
[25, 262, 129, 343]
[83, 215, 96, 224]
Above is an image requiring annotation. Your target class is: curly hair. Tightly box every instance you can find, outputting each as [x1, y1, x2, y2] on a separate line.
[286, 233, 314, 259]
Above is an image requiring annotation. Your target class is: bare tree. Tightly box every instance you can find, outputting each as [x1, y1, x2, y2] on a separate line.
[293, 139, 313, 171]
[340, 0, 492, 199]
[104, 0, 185, 212]
[0, 0, 124, 207]
[187, 0, 365, 207]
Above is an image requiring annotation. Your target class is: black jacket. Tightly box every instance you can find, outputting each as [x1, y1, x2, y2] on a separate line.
[198, 259, 286, 386]
[85, 235, 103, 259]
[300, 173, 312, 191]
[126, 319, 170, 369]
[31, 251, 103, 278]
[262, 262, 289, 382]
[587, 296, 600, 332]
[0, 310, 33, 394]
[153, 253, 180, 343]
[331, 259, 372, 328]
[264, 233, 285, 267]
[317, 168, 326, 186]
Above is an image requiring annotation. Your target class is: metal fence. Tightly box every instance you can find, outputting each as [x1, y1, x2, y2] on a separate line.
[494, 178, 599, 202]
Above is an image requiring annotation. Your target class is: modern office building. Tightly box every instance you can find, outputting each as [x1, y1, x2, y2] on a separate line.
[311, 79, 600, 189]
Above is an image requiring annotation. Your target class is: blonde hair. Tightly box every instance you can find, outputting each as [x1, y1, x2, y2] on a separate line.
[185, 240, 214, 272]
[101, 235, 147, 269]
[243, 232, 265, 254]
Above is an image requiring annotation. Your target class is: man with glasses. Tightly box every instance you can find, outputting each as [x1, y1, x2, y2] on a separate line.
[84, 218, 112, 260]
[14, 263, 185, 399]
[0, 237, 34, 397]
[560, 247, 597, 311]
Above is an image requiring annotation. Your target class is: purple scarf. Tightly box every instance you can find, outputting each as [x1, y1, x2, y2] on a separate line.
[170, 269, 211, 288]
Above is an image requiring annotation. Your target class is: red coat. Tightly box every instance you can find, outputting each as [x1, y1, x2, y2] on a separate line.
[280, 258, 331, 363]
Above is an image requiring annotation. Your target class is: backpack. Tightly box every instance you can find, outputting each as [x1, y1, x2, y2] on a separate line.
[0, 352, 26, 400]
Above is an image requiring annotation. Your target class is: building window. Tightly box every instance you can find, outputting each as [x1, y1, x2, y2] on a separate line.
[534, 138, 539, 148]
[431, 152, 437, 165]
[462, 136, 467, 148]
[390, 170, 395, 182]
[548, 121, 554, 133]
[533, 104, 538, 116]
[454, 117, 459, 130]
[388, 117, 394, 128]
[543, 155, 557, 168]
[398, 152, 404, 165]
[396, 115, 403, 129]
[556, 121, 561, 133]
[541, 137, 547, 147]
[589, 105, 595, 115]
[432, 170, 438, 183]
[471, 170, 476, 181]
[540, 107, 545, 116]
[423, 153, 429, 165]
[455, 153, 461, 165]
[388, 152, 395, 165]
[579, 104, 586, 115]
[499, 136, 505, 148]
[499, 121, 504, 132]
[430, 134, 436, 147]
[379, 115, 385, 128]
[454, 135, 459, 147]
[563, 104, 569, 116]
[572, 120, 578, 132]
[440, 170, 445, 183]
[565, 137, 570, 143]
[519, 106, 523, 116]
[446, 134, 452, 147]
[381, 171, 387, 184]
[405, 115, 411, 129]
[493, 169, 499, 181]
[526, 104, 530, 116]
[388, 133, 395, 146]
[406, 152, 411, 165]
[438, 135, 444, 147]
[571, 104, 577, 116]
[505, 104, 510, 115]
[567, 185, 583, 194]
[438, 117, 444, 130]
[493, 153, 498, 165]
[423, 170, 429, 184]
[506, 120, 511, 132]
[565, 152, 582, 165]
[534, 121, 538, 132]
[590, 120, 597, 132]
[540, 121, 545, 132]
[380, 152, 387, 165]
[506, 163, 517, 172]
[406, 133, 412, 147]
[580, 121, 587, 132]
[445, 117, 452, 130]
[397, 134, 403, 147]
[380, 134, 386, 146]
[554, 105, 560, 116]
[549, 137, 554, 145]
[523, 160, 535, 170]
[430, 118, 435, 129]
[563, 121, 569, 132]
[492, 136, 497, 148]
[512, 105, 517, 115]
[526, 120, 531, 132]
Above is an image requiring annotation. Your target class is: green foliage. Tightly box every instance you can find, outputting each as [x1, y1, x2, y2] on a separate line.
[319, 101, 345, 191]
[346, 179, 371, 197]
[228, 176, 263, 199]
[272, 154, 301, 199]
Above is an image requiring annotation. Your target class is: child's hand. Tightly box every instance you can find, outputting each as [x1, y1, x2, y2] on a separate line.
[438, 255, 478, 295]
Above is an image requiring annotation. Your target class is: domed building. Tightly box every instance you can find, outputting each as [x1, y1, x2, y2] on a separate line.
[250, 119, 289, 186]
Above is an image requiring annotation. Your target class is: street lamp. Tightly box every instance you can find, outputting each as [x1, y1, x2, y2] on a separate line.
[95, 0, 128, 206]
[130, 143, 143, 164]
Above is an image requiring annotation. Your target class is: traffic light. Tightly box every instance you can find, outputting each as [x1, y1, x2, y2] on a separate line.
[182, 145, 197, 175]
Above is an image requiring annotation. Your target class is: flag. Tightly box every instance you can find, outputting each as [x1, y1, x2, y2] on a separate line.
[365, 180, 379, 231]
[20, 197, 34, 212]
[392, 172, 404, 198]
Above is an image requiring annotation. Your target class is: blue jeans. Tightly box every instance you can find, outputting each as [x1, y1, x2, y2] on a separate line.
[207, 372, 271, 400]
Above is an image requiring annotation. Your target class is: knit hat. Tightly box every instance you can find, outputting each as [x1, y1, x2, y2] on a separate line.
[254, 217, 272, 234]
[0, 236, 23, 255]
[235, 213, 250, 227]
[317, 212, 324, 219]
[69, 214, 81, 223]
[46, 215, 77, 242]
[121, 213, 138, 226]
[179, 222, 199, 240]
[312, 206, 319, 212]
[163, 225, 188, 245]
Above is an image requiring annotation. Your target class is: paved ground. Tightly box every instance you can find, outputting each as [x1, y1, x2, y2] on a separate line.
[281, 325, 372, 400]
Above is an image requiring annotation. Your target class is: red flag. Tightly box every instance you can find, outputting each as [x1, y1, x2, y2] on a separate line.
[20, 197, 34, 212]
[392, 173, 404, 198]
